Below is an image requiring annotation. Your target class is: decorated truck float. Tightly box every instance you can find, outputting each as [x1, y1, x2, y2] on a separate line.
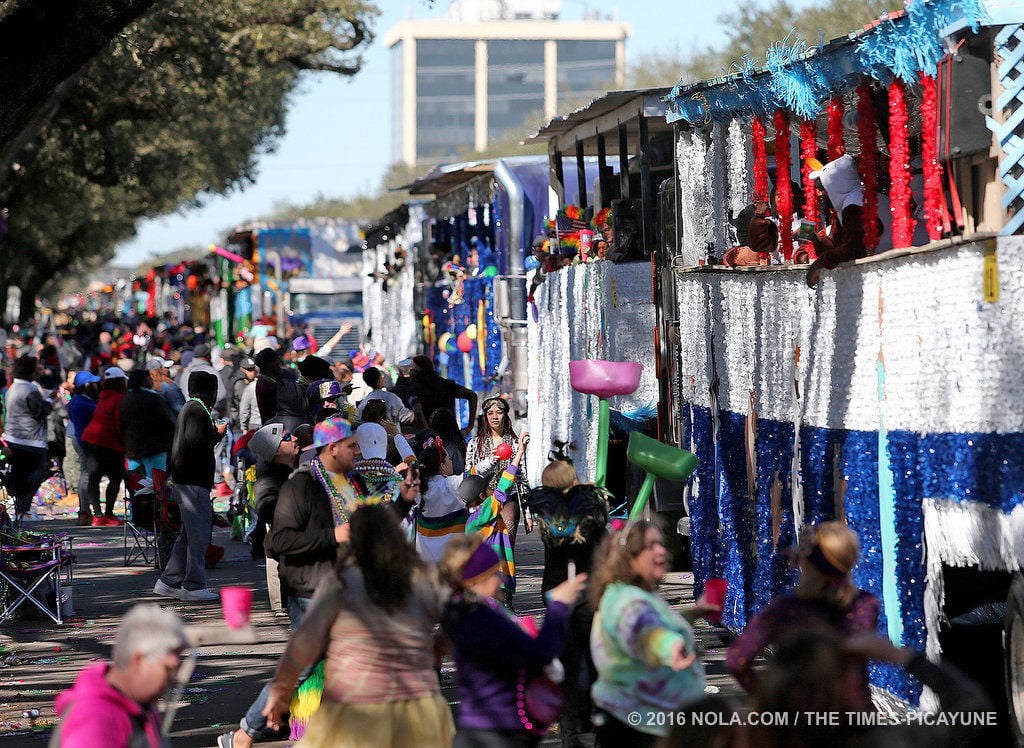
[527, 0, 1024, 733]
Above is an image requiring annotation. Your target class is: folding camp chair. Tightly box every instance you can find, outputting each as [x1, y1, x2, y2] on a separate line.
[0, 532, 74, 624]
[151, 469, 181, 569]
[123, 467, 160, 568]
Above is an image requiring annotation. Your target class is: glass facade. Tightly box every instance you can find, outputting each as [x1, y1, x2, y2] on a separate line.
[487, 39, 545, 141]
[556, 40, 617, 110]
[416, 39, 476, 161]
[392, 30, 622, 163]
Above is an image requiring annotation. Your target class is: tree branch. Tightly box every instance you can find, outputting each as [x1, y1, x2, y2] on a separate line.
[0, 0, 160, 148]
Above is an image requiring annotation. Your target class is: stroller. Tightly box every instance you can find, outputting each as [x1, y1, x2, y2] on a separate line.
[229, 435, 260, 555]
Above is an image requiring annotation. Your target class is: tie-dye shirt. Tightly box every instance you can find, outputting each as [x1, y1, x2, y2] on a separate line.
[591, 582, 705, 737]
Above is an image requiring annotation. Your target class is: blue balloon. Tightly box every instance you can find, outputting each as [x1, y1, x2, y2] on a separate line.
[437, 352, 450, 366]
[524, 255, 540, 270]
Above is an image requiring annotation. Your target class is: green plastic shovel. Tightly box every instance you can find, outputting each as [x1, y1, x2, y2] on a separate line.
[626, 431, 698, 521]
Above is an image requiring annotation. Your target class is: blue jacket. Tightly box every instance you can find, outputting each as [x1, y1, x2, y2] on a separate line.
[67, 393, 97, 447]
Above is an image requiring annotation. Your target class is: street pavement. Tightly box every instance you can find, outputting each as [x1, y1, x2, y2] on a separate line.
[0, 504, 741, 746]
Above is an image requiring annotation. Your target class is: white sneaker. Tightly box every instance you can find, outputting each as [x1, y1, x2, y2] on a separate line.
[153, 579, 183, 600]
[179, 587, 219, 602]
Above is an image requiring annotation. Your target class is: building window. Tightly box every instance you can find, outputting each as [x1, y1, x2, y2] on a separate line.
[557, 39, 617, 109]
[416, 39, 476, 160]
[487, 39, 545, 140]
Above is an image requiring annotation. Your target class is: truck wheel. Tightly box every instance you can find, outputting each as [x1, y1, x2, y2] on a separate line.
[1004, 574, 1024, 746]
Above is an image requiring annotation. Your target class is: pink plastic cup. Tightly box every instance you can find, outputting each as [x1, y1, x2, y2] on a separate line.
[221, 586, 254, 629]
[704, 578, 728, 623]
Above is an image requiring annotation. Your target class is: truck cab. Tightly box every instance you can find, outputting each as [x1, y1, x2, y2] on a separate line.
[286, 276, 363, 363]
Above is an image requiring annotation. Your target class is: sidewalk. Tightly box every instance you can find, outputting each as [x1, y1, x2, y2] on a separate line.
[0, 516, 741, 746]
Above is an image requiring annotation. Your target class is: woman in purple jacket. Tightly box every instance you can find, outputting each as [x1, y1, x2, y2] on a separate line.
[440, 535, 587, 747]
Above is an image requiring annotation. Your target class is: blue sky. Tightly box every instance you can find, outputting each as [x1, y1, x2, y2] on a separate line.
[113, 0, 819, 265]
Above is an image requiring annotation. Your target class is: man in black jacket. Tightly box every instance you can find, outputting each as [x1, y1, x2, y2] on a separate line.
[223, 416, 419, 748]
[153, 371, 226, 603]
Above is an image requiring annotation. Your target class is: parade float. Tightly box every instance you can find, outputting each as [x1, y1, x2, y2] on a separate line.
[523, 89, 678, 520]
[661, 0, 1024, 721]
[362, 201, 427, 365]
[398, 157, 555, 421]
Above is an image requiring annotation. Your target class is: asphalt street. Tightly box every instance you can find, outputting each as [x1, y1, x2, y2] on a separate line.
[0, 506, 739, 746]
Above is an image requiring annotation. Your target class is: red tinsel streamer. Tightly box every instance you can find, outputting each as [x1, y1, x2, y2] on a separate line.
[752, 116, 769, 202]
[800, 119, 819, 225]
[827, 95, 845, 160]
[856, 84, 880, 252]
[800, 119, 819, 260]
[888, 79, 912, 249]
[920, 73, 944, 242]
[774, 110, 793, 260]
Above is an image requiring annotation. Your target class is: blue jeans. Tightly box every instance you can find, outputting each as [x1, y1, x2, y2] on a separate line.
[240, 595, 314, 737]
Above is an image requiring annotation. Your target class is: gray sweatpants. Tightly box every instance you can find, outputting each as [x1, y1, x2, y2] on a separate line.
[159, 483, 212, 591]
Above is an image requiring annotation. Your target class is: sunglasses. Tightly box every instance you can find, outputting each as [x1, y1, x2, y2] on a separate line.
[281, 433, 293, 442]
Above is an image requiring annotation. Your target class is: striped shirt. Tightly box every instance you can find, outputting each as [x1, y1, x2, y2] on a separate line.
[466, 465, 518, 593]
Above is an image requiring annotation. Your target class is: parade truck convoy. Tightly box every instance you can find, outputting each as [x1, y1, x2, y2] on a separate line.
[514, 0, 1024, 739]
[356, 1, 1024, 734]
[225, 220, 365, 359]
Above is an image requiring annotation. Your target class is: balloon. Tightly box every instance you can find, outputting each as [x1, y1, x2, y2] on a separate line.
[494, 442, 513, 460]
[437, 352, 450, 366]
[437, 332, 452, 351]
[524, 255, 540, 271]
[466, 324, 478, 340]
[457, 331, 473, 353]
[482, 266, 498, 277]
[422, 314, 431, 328]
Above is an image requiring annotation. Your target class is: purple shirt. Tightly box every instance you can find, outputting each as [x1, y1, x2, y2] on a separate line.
[726, 590, 880, 709]
[443, 596, 570, 732]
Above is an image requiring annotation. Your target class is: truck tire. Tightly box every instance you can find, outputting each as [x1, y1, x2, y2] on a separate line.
[1004, 573, 1024, 746]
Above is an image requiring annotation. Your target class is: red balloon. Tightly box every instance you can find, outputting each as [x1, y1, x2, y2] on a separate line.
[494, 442, 513, 460]
[457, 331, 473, 353]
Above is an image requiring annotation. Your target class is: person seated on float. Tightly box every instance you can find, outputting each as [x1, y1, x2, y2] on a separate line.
[723, 198, 779, 267]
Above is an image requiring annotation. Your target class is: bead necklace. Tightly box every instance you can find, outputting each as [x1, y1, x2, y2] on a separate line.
[312, 456, 365, 525]
[187, 397, 215, 425]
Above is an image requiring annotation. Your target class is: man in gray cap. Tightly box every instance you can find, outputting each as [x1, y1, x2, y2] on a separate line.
[246, 422, 300, 614]
[228, 357, 258, 436]
[177, 343, 228, 416]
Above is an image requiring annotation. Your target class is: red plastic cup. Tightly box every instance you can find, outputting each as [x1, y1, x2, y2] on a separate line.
[221, 586, 253, 629]
[704, 577, 728, 623]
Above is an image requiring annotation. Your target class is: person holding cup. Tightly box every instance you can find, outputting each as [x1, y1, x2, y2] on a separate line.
[589, 521, 720, 748]
[725, 521, 879, 711]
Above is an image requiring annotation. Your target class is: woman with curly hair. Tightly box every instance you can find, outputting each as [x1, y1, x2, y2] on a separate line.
[465, 396, 530, 547]
[262, 502, 453, 747]
[589, 521, 718, 747]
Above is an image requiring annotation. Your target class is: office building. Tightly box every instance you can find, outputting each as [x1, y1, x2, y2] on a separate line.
[384, 0, 630, 165]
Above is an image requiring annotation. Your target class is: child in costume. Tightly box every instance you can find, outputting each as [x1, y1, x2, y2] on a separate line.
[459, 433, 529, 609]
[410, 435, 468, 563]
[525, 458, 611, 746]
